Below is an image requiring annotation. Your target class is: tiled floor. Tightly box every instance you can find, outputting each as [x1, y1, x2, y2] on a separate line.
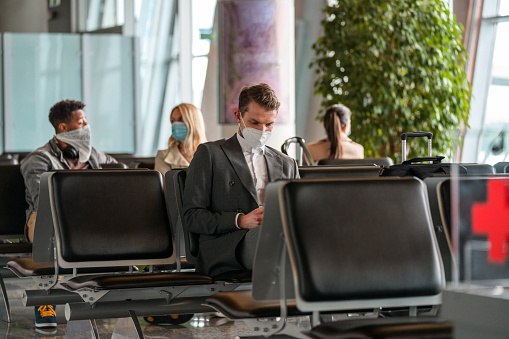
[0, 275, 311, 338]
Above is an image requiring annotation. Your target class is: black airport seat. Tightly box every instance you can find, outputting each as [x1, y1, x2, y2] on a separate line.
[460, 163, 495, 175]
[318, 157, 394, 166]
[165, 169, 252, 283]
[6, 170, 238, 337]
[132, 157, 156, 169]
[0, 164, 30, 242]
[280, 178, 444, 306]
[494, 161, 509, 173]
[206, 177, 451, 338]
[107, 155, 155, 169]
[298, 165, 381, 179]
[0, 164, 32, 322]
[100, 162, 128, 169]
[423, 177, 456, 282]
[0, 158, 17, 165]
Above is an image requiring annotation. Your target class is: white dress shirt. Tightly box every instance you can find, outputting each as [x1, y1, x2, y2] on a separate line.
[236, 133, 268, 205]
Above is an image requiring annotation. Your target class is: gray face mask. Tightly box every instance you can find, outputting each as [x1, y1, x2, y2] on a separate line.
[55, 125, 92, 163]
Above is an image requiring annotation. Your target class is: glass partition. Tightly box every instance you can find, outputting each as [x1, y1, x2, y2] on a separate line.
[2, 33, 82, 152]
[441, 171, 509, 339]
[1, 33, 136, 154]
[446, 174, 509, 285]
[477, 21, 509, 165]
[82, 34, 135, 153]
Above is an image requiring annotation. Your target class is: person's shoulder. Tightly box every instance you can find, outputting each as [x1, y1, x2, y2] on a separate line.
[265, 145, 294, 163]
[307, 138, 327, 148]
[204, 138, 227, 146]
[354, 141, 364, 152]
[155, 148, 170, 158]
[90, 147, 108, 158]
[20, 144, 55, 174]
[22, 142, 54, 163]
[191, 138, 229, 162]
[198, 137, 229, 151]
[344, 137, 364, 149]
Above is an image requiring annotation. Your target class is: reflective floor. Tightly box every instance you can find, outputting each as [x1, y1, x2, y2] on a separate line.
[0, 274, 310, 338]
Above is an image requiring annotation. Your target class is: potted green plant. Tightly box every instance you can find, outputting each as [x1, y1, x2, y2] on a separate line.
[311, 0, 471, 162]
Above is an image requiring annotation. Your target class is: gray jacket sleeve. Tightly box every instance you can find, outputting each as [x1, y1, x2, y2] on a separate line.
[95, 150, 118, 166]
[20, 153, 52, 217]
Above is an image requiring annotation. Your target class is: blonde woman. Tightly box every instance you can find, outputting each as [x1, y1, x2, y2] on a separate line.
[307, 104, 364, 162]
[155, 103, 207, 174]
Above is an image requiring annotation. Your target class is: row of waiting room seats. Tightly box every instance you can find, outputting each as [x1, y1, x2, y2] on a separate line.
[4, 150, 509, 173]
[0, 168, 452, 338]
[0, 153, 155, 169]
[1, 157, 509, 337]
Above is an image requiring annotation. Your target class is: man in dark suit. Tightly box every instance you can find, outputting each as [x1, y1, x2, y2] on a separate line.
[183, 83, 299, 276]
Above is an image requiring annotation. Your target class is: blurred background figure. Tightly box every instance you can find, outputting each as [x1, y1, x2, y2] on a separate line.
[307, 104, 364, 162]
[155, 103, 207, 174]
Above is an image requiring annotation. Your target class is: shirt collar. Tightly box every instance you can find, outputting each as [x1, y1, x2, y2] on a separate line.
[236, 132, 265, 154]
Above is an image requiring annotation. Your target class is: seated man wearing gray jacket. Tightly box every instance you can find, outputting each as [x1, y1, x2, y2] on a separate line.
[183, 83, 300, 277]
[20, 99, 117, 329]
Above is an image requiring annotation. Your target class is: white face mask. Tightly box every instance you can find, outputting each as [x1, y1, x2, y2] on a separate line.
[239, 114, 272, 149]
[55, 124, 92, 163]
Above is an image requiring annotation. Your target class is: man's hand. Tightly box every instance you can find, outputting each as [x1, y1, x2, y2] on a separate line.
[238, 206, 264, 229]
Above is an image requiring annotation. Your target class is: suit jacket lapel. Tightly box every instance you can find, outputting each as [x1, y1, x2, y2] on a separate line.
[222, 135, 258, 203]
[265, 147, 283, 182]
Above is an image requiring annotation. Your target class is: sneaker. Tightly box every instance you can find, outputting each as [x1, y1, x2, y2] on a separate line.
[35, 305, 57, 328]
[35, 327, 57, 336]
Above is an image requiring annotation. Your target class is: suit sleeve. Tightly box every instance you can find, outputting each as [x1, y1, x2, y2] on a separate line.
[183, 144, 238, 235]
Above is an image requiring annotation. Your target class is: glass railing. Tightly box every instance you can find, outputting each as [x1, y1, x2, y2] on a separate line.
[1, 33, 136, 154]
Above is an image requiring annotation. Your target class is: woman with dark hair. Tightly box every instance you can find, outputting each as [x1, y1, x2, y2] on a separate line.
[307, 104, 364, 162]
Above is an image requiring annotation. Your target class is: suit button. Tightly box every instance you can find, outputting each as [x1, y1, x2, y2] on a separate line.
[237, 209, 243, 213]
[229, 181, 235, 186]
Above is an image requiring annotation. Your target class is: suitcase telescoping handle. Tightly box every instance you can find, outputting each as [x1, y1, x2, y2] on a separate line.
[401, 132, 433, 163]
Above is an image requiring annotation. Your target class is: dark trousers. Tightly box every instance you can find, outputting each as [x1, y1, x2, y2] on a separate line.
[236, 226, 261, 270]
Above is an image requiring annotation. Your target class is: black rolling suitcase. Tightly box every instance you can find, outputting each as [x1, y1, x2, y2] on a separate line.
[379, 132, 467, 179]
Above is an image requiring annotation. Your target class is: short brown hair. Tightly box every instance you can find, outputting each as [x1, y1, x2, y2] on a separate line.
[238, 83, 280, 115]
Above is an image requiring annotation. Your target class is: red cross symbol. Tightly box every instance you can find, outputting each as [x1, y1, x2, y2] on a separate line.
[471, 179, 509, 264]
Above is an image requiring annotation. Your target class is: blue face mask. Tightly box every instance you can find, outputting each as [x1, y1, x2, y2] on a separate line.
[171, 122, 188, 142]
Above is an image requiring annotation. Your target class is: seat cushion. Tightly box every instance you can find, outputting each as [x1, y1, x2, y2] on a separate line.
[205, 290, 307, 319]
[0, 242, 32, 254]
[64, 272, 214, 291]
[6, 257, 139, 277]
[307, 317, 452, 339]
[213, 270, 252, 283]
[6, 258, 55, 277]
